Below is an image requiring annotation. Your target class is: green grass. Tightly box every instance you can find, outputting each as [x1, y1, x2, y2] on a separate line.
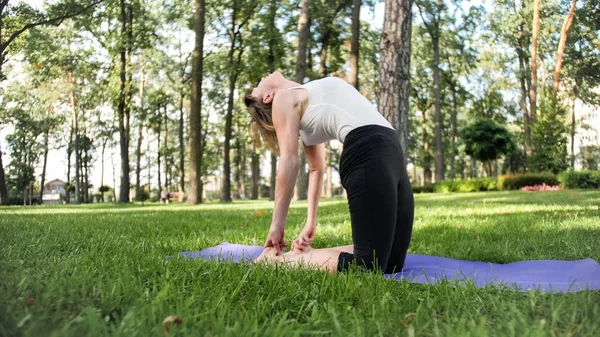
[1, 190, 600, 337]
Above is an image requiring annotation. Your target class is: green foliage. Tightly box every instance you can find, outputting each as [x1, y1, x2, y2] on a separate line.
[432, 178, 498, 193]
[461, 118, 515, 163]
[529, 96, 569, 174]
[98, 185, 111, 193]
[411, 184, 434, 194]
[577, 145, 600, 171]
[558, 171, 600, 189]
[498, 173, 559, 191]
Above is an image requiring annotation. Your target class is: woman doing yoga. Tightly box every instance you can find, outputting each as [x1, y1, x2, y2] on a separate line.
[244, 71, 414, 273]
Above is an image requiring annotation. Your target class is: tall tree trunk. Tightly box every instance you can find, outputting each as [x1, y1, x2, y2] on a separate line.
[84, 151, 90, 203]
[515, 3, 531, 157]
[157, 122, 162, 190]
[101, 141, 106, 202]
[118, 0, 131, 203]
[270, 153, 276, 201]
[251, 150, 260, 199]
[164, 106, 169, 190]
[449, 83, 457, 180]
[422, 109, 432, 184]
[349, 0, 361, 89]
[68, 73, 81, 204]
[378, 0, 413, 165]
[432, 33, 444, 182]
[178, 93, 185, 193]
[146, 126, 152, 194]
[240, 146, 246, 198]
[188, 0, 206, 204]
[135, 55, 146, 200]
[66, 123, 73, 203]
[325, 143, 333, 198]
[0, 144, 8, 205]
[570, 97, 576, 169]
[530, 0, 540, 123]
[222, 73, 235, 202]
[295, 0, 310, 200]
[553, 0, 577, 95]
[39, 128, 50, 203]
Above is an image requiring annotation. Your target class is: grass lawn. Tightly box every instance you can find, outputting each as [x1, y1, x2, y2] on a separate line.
[1, 189, 600, 337]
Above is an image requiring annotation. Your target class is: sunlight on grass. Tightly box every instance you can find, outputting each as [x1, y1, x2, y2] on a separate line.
[1, 189, 599, 336]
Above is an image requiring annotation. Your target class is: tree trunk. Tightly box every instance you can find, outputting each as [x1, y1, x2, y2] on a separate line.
[84, 151, 90, 203]
[449, 84, 457, 180]
[146, 126, 152, 194]
[423, 109, 432, 184]
[157, 123, 162, 191]
[432, 33, 444, 182]
[189, 0, 205, 204]
[378, 0, 413, 165]
[0, 144, 8, 205]
[349, 0, 361, 89]
[164, 106, 169, 190]
[135, 55, 146, 200]
[118, 0, 131, 203]
[516, 3, 531, 157]
[66, 123, 73, 203]
[553, 0, 577, 95]
[295, 0, 310, 200]
[270, 153, 276, 201]
[101, 141, 106, 202]
[570, 98, 576, 169]
[530, 0, 540, 123]
[251, 151, 260, 199]
[178, 93, 185, 193]
[38, 128, 49, 203]
[325, 143, 333, 198]
[68, 73, 81, 204]
[221, 73, 235, 202]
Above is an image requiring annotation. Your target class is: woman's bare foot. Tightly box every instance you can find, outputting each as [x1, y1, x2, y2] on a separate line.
[253, 247, 279, 263]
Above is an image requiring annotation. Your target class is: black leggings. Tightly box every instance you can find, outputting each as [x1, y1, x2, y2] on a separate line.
[337, 125, 414, 274]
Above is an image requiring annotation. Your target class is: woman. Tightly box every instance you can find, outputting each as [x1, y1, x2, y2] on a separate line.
[244, 71, 414, 274]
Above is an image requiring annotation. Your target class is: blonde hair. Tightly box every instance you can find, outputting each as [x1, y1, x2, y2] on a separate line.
[244, 88, 279, 156]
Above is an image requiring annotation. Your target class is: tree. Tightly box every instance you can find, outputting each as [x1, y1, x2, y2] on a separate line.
[0, 0, 102, 205]
[415, 0, 444, 181]
[461, 118, 515, 177]
[552, 0, 577, 94]
[295, 0, 311, 201]
[529, 0, 540, 123]
[188, 0, 206, 204]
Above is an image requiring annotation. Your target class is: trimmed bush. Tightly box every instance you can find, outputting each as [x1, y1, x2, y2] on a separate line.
[432, 178, 499, 193]
[557, 171, 600, 189]
[412, 184, 434, 194]
[498, 173, 559, 191]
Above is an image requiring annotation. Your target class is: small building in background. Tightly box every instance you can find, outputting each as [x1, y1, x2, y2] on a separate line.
[42, 179, 66, 205]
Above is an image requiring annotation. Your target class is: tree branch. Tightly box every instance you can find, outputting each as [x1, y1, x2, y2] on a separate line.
[1, 0, 103, 51]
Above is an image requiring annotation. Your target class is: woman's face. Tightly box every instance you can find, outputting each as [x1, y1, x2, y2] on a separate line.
[253, 71, 285, 104]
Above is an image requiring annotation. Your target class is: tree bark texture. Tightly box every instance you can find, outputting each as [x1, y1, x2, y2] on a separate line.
[118, 0, 131, 203]
[378, 0, 413, 166]
[135, 56, 146, 200]
[178, 93, 185, 193]
[349, 0, 361, 89]
[530, 0, 540, 122]
[295, 0, 310, 200]
[188, 0, 206, 204]
[0, 144, 8, 205]
[553, 0, 577, 95]
[68, 73, 81, 203]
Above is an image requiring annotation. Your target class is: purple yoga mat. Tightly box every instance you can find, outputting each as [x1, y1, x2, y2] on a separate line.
[180, 242, 600, 293]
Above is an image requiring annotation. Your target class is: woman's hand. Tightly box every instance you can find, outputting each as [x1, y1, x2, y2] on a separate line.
[291, 224, 316, 253]
[264, 225, 288, 256]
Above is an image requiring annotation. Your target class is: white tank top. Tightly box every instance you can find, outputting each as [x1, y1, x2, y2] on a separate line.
[290, 77, 394, 145]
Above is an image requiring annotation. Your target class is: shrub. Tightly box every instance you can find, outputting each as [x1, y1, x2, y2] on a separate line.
[412, 184, 434, 193]
[557, 171, 600, 189]
[498, 173, 558, 191]
[431, 178, 499, 193]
